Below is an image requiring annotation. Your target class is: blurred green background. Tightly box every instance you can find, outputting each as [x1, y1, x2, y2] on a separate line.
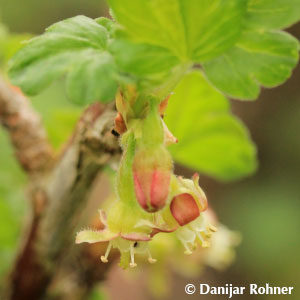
[0, 1, 299, 300]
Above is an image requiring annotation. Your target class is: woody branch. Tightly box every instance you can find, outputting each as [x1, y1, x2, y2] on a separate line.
[0, 77, 120, 299]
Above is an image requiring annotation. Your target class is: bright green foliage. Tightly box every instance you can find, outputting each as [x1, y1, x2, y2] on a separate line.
[110, 39, 180, 86]
[165, 72, 257, 181]
[9, 16, 118, 104]
[203, 30, 299, 100]
[246, 0, 300, 30]
[108, 0, 246, 62]
[98, 16, 180, 86]
[108, 0, 300, 100]
[201, 0, 300, 100]
[8, 1, 300, 103]
[7, 0, 300, 181]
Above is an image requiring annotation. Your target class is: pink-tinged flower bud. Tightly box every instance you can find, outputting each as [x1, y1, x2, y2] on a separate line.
[170, 193, 200, 226]
[133, 146, 172, 212]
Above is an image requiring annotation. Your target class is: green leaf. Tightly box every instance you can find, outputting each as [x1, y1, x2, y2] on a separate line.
[66, 50, 117, 104]
[203, 30, 299, 100]
[246, 0, 300, 30]
[107, 0, 247, 62]
[110, 38, 180, 85]
[8, 15, 118, 104]
[95, 17, 115, 34]
[165, 72, 257, 181]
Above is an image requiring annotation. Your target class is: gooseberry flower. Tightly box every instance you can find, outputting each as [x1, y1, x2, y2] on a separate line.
[162, 174, 217, 254]
[76, 209, 158, 268]
[133, 145, 172, 212]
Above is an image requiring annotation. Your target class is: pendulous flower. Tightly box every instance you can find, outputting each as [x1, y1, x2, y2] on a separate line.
[76, 208, 158, 268]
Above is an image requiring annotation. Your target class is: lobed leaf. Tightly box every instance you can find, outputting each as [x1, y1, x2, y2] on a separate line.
[165, 72, 257, 181]
[66, 50, 117, 104]
[203, 30, 300, 100]
[8, 15, 118, 104]
[109, 38, 180, 86]
[107, 0, 247, 62]
[108, 0, 300, 100]
[8, 2, 300, 104]
[245, 0, 300, 30]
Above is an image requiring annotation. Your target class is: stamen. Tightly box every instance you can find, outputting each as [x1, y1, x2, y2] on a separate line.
[208, 224, 218, 232]
[147, 249, 157, 264]
[183, 242, 192, 255]
[204, 231, 213, 238]
[196, 231, 210, 248]
[101, 241, 112, 263]
[196, 231, 204, 242]
[129, 243, 137, 268]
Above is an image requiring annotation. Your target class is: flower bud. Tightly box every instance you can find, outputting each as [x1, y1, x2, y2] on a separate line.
[133, 145, 172, 212]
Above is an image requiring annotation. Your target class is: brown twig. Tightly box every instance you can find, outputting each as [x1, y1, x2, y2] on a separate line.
[0, 76, 53, 174]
